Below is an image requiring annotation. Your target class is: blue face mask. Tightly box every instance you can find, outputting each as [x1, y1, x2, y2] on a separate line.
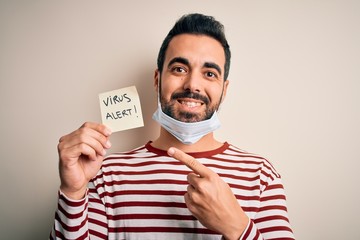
[152, 99, 221, 145]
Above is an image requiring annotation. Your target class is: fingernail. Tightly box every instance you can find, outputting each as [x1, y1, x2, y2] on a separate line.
[104, 128, 112, 136]
[168, 147, 175, 156]
[102, 149, 107, 156]
[106, 140, 111, 148]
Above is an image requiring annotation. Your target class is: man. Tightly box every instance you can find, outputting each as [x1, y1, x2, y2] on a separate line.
[51, 13, 294, 240]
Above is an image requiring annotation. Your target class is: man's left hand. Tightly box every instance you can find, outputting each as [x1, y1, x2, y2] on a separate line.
[167, 147, 249, 240]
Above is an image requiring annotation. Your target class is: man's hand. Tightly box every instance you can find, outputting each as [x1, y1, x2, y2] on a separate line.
[58, 122, 112, 200]
[167, 147, 249, 240]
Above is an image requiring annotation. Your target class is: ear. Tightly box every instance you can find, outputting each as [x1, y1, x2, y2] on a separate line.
[154, 69, 160, 93]
[221, 79, 230, 103]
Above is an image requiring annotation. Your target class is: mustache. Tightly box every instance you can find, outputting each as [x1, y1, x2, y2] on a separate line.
[171, 91, 209, 105]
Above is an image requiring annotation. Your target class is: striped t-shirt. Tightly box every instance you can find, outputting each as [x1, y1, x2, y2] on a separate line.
[51, 141, 294, 239]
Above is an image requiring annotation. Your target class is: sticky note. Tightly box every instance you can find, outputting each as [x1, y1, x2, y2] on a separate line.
[99, 86, 144, 132]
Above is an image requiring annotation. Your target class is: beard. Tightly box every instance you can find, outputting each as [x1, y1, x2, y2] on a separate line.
[160, 90, 220, 123]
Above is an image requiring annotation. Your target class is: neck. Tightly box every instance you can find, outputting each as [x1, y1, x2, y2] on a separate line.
[151, 127, 223, 153]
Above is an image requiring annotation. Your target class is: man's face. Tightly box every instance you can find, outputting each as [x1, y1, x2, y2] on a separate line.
[155, 34, 229, 123]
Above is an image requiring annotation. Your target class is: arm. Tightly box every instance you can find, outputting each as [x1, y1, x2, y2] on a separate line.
[51, 190, 90, 239]
[50, 180, 108, 239]
[240, 177, 294, 240]
[50, 122, 112, 239]
[167, 147, 248, 240]
[167, 147, 294, 240]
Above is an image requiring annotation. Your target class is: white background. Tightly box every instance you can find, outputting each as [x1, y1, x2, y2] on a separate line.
[0, 1, 359, 239]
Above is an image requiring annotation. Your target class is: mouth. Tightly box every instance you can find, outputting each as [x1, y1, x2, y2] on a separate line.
[178, 99, 203, 108]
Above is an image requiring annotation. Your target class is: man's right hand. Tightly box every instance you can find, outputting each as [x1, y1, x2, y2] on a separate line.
[57, 122, 112, 200]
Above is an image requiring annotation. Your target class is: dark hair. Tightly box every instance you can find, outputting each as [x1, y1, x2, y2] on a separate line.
[157, 13, 231, 80]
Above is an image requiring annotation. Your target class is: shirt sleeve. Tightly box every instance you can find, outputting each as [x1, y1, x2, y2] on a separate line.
[50, 189, 90, 239]
[49, 180, 108, 240]
[240, 177, 295, 240]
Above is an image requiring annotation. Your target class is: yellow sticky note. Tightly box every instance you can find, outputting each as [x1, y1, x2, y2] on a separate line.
[99, 86, 144, 132]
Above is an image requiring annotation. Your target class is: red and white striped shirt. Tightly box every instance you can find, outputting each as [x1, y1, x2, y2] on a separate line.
[51, 142, 294, 239]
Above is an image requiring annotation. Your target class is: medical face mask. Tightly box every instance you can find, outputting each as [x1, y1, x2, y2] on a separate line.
[152, 99, 221, 145]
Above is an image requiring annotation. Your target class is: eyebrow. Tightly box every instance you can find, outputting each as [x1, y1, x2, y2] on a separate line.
[167, 57, 189, 68]
[204, 62, 222, 76]
[167, 56, 222, 76]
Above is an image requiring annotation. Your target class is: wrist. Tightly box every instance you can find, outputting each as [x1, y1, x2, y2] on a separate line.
[222, 215, 249, 240]
[60, 185, 87, 200]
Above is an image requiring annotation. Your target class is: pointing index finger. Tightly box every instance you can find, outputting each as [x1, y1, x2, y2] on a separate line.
[167, 147, 210, 177]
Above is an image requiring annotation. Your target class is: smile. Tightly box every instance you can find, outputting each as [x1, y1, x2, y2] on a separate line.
[178, 100, 202, 108]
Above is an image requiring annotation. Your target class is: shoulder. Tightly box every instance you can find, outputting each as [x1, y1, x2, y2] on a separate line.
[224, 143, 281, 179]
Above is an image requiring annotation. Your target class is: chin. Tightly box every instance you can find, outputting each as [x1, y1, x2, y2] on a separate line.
[177, 112, 207, 123]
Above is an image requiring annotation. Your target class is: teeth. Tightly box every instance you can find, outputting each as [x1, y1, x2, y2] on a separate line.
[181, 101, 201, 108]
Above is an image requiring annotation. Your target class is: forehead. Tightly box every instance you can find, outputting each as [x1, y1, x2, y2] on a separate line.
[165, 34, 225, 70]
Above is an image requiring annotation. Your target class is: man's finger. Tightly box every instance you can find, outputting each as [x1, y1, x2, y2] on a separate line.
[81, 122, 112, 137]
[167, 147, 211, 177]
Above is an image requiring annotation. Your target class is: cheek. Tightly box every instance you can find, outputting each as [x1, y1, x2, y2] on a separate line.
[207, 86, 224, 104]
[161, 78, 182, 98]
[160, 83, 175, 102]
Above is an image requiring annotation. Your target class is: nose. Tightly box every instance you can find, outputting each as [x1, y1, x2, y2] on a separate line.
[183, 71, 201, 93]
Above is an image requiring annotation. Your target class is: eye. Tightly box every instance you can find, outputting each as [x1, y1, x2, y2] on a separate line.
[172, 66, 186, 73]
[205, 71, 218, 79]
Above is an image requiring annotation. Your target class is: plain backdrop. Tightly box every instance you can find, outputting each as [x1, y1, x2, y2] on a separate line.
[1, 1, 359, 239]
